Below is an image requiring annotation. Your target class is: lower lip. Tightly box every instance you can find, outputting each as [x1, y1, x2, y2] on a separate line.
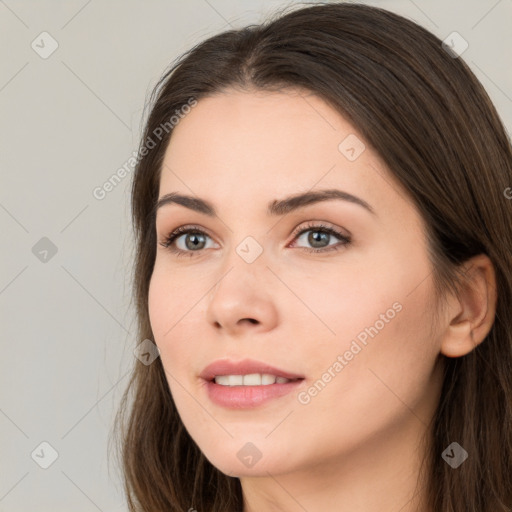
[203, 379, 304, 408]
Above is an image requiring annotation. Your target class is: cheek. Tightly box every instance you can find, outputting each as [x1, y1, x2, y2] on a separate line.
[148, 262, 194, 336]
[328, 273, 438, 419]
[147, 271, 169, 339]
[147, 266, 205, 376]
[148, 268, 182, 361]
[289, 288, 439, 457]
[281, 251, 406, 355]
[291, 241, 439, 398]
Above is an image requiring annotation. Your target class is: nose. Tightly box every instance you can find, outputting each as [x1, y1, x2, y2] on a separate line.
[206, 255, 279, 337]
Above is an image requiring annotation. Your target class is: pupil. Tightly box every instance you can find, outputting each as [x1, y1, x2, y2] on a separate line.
[186, 233, 205, 250]
[309, 231, 328, 248]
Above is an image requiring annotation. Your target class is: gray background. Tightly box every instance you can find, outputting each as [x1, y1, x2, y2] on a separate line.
[1, 0, 511, 510]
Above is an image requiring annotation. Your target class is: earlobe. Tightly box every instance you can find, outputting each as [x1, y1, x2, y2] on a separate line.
[439, 254, 497, 358]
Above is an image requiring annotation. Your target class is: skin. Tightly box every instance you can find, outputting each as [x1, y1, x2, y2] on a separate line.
[148, 88, 497, 512]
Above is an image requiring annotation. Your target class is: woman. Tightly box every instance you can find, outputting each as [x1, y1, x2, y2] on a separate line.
[111, 2, 512, 511]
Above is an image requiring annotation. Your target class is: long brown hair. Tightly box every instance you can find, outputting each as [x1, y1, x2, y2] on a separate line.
[110, 2, 512, 510]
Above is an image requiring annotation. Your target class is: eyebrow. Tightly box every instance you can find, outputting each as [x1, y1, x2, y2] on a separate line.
[154, 189, 375, 218]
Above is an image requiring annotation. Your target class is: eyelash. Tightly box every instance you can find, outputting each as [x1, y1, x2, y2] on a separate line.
[159, 222, 351, 258]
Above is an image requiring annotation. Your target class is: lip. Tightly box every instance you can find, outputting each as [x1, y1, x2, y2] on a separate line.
[199, 358, 305, 382]
[199, 358, 305, 409]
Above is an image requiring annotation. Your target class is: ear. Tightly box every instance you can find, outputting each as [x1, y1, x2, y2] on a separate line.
[440, 254, 498, 358]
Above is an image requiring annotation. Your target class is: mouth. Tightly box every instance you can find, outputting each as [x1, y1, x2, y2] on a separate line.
[199, 358, 304, 382]
[209, 373, 303, 386]
[199, 359, 305, 408]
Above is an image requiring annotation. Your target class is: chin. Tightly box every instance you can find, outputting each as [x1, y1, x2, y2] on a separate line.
[194, 435, 292, 477]
[207, 454, 287, 478]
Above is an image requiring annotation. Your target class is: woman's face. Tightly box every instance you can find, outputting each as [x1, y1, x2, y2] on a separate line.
[148, 88, 445, 478]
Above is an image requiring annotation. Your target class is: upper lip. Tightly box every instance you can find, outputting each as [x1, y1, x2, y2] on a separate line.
[199, 358, 305, 381]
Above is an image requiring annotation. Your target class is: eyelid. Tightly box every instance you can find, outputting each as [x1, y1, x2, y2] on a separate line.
[289, 220, 351, 240]
[159, 223, 218, 248]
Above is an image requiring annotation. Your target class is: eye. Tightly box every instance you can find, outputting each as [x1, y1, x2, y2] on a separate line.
[289, 221, 351, 253]
[159, 224, 216, 258]
[159, 221, 351, 257]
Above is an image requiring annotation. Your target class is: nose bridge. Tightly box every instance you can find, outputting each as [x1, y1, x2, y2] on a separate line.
[218, 212, 270, 274]
[214, 231, 270, 297]
[234, 231, 267, 267]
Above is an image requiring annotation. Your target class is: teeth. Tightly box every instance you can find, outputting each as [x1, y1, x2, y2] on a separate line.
[261, 374, 276, 385]
[213, 373, 293, 386]
[243, 373, 261, 385]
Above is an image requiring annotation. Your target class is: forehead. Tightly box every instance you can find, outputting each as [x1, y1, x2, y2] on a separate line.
[164, 88, 357, 171]
[158, 88, 414, 226]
